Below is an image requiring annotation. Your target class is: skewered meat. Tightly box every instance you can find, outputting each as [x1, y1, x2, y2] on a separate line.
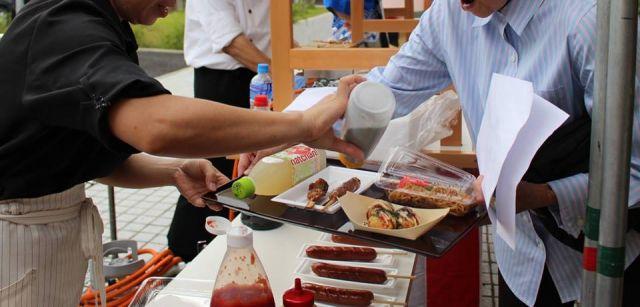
[330, 234, 384, 248]
[306, 178, 329, 208]
[322, 177, 361, 210]
[305, 245, 377, 262]
[311, 262, 387, 284]
[301, 283, 374, 306]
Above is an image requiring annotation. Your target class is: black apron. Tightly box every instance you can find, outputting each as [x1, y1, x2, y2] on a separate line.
[523, 116, 640, 251]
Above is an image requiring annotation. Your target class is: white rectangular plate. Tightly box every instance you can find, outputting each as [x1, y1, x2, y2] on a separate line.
[297, 243, 396, 267]
[272, 166, 378, 214]
[294, 259, 398, 290]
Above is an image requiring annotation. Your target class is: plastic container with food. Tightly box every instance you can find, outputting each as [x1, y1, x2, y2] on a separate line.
[376, 146, 477, 216]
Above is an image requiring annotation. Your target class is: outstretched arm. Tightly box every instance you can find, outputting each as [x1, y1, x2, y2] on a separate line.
[108, 76, 366, 160]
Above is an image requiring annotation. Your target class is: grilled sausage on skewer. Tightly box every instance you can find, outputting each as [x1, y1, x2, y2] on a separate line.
[301, 282, 374, 306]
[311, 262, 387, 284]
[305, 245, 377, 262]
[321, 177, 361, 211]
[330, 234, 385, 248]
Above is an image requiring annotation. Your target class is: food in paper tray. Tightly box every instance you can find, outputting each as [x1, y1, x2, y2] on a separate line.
[396, 208, 420, 229]
[311, 262, 387, 284]
[341, 192, 449, 240]
[306, 178, 329, 208]
[321, 177, 361, 211]
[301, 282, 374, 306]
[387, 176, 476, 216]
[365, 201, 420, 230]
[305, 245, 377, 262]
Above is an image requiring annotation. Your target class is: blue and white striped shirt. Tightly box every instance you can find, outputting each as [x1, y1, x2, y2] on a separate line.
[368, 0, 640, 305]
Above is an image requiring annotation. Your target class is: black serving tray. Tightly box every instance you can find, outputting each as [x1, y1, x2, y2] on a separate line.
[203, 163, 486, 258]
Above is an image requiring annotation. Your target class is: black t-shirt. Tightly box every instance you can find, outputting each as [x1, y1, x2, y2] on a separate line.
[0, 0, 170, 200]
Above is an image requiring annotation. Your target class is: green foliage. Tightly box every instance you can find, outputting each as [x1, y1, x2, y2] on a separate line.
[131, 10, 185, 50]
[126, 3, 327, 50]
[292, 1, 327, 23]
[0, 12, 11, 33]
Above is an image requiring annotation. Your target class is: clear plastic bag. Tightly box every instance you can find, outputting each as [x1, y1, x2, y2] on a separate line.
[368, 91, 461, 161]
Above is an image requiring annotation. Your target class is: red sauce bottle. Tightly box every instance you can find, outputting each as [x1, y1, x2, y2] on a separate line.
[210, 226, 275, 307]
[282, 278, 314, 307]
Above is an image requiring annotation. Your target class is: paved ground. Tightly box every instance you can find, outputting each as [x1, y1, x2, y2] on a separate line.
[88, 182, 178, 252]
[138, 49, 187, 78]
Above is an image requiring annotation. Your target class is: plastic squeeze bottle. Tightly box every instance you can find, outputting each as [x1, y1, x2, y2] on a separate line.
[210, 226, 275, 307]
[339, 81, 396, 168]
[282, 278, 314, 307]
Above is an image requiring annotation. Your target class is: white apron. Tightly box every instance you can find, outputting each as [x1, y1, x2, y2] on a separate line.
[0, 185, 106, 307]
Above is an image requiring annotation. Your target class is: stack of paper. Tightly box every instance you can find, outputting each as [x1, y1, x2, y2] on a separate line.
[476, 74, 569, 248]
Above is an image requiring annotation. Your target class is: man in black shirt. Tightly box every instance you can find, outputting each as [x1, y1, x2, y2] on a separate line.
[0, 0, 364, 305]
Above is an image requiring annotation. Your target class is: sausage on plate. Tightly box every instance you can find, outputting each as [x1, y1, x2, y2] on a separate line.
[305, 245, 377, 262]
[311, 262, 387, 284]
[301, 282, 374, 306]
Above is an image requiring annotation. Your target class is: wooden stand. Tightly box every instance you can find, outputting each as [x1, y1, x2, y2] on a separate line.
[269, 0, 475, 169]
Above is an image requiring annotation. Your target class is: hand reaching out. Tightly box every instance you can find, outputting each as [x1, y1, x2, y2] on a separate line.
[173, 159, 230, 211]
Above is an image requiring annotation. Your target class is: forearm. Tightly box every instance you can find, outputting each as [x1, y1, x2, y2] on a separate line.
[97, 154, 182, 189]
[223, 34, 270, 72]
[109, 94, 308, 158]
[516, 181, 558, 212]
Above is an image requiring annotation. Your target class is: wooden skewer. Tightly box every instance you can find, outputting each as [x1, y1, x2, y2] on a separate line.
[386, 274, 416, 280]
[375, 250, 407, 255]
[371, 300, 407, 306]
[320, 198, 337, 212]
[306, 200, 316, 208]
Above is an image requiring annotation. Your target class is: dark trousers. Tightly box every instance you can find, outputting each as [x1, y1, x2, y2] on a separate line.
[167, 67, 255, 262]
[499, 255, 640, 307]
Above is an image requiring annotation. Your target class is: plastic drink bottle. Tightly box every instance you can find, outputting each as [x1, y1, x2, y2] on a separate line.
[233, 145, 326, 198]
[249, 63, 272, 108]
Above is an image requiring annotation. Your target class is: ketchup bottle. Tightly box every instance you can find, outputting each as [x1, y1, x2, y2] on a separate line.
[282, 278, 314, 307]
[210, 226, 275, 307]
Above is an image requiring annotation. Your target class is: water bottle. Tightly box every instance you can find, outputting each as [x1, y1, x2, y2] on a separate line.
[249, 63, 272, 109]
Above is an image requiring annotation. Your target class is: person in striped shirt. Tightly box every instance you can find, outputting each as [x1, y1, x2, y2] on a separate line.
[368, 0, 640, 306]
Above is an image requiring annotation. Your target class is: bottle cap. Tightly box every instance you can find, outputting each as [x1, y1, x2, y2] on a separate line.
[254, 95, 269, 108]
[257, 63, 269, 74]
[349, 81, 396, 116]
[204, 216, 232, 236]
[226, 226, 253, 248]
[282, 278, 314, 307]
[232, 177, 256, 199]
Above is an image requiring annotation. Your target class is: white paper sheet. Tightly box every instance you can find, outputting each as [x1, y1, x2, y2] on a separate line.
[495, 95, 569, 248]
[476, 74, 569, 249]
[283, 87, 337, 112]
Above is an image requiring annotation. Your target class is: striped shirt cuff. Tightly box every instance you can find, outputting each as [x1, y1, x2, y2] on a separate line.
[547, 173, 589, 237]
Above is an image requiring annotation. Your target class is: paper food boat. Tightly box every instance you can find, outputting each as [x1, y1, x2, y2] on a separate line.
[339, 192, 449, 240]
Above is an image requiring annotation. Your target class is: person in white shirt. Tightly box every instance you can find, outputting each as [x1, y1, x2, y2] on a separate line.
[168, 0, 272, 262]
